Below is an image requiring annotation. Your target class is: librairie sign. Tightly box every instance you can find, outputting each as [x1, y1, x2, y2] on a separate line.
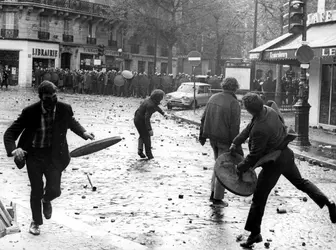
[307, 10, 336, 26]
[32, 48, 58, 57]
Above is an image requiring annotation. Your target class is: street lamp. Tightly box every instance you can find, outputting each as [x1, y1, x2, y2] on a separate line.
[118, 48, 123, 70]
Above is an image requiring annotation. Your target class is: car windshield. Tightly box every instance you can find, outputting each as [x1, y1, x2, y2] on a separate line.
[177, 84, 195, 93]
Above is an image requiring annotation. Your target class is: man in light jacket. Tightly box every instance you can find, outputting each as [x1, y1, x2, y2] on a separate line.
[199, 77, 243, 206]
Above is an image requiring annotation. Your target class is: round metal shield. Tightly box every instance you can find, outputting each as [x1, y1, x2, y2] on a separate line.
[114, 75, 125, 87]
[70, 136, 122, 158]
[214, 152, 257, 197]
[121, 70, 133, 79]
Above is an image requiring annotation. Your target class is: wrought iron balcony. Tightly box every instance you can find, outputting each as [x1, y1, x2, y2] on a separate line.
[108, 40, 118, 48]
[38, 31, 50, 40]
[87, 37, 96, 45]
[0, 0, 110, 18]
[63, 34, 74, 42]
[0, 29, 19, 38]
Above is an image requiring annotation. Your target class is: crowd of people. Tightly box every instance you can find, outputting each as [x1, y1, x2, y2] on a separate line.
[33, 67, 197, 98]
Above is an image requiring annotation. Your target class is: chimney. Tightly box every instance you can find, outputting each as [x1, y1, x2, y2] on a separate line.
[317, 0, 326, 13]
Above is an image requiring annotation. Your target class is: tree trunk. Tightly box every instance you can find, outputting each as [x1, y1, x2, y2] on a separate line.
[168, 44, 173, 74]
[215, 43, 222, 75]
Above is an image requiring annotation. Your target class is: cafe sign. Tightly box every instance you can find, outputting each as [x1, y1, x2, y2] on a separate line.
[307, 10, 336, 26]
[83, 47, 98, 54]
[32, 48, 58, 57]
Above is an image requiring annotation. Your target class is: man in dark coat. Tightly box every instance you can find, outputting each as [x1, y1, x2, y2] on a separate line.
[3, 81, 94, 236]
[230, 93, 336, 248]
[134, 89, 168, 160]
[199, 77, 243, 206]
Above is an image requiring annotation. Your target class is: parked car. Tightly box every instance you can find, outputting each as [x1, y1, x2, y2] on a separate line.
[166, 82, 212, 110]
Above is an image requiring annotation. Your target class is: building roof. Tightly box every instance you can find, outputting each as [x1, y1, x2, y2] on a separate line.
[249, 33, 293, 53]
[269, 22, 336, 51]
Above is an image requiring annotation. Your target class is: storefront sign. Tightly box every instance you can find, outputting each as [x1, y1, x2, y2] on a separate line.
[322, 47, 336, 57]
[249, 53, 260, 60]
[307, 10, 336, 25]
[269, 51, 288, 59]
[32, 48, 58, 57]
[83, 47, 98, 54]
[105, 50, 120, 56]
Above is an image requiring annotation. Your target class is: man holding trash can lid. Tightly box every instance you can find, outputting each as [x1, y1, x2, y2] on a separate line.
[3, 81, 95, 236]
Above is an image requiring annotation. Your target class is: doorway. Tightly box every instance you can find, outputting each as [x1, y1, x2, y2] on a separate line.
[61, 52, 72, 70]
[319, 63, 336, 125]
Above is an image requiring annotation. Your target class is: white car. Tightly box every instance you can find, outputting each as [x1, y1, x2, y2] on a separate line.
[166, 82, 212, 110]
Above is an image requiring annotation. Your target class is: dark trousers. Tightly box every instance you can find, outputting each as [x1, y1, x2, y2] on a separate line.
[26, 148, 62, 225]
[134, 119, 152, 158]
[245, 147, 329, 234]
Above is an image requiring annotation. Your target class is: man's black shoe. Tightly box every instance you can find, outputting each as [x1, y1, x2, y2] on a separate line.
[29, 221, 40, 236]
[138, 152, 146, 158]
[328, 201, 336, 223]
[42, 200, 52, 220]
[240, 233, 262, 248]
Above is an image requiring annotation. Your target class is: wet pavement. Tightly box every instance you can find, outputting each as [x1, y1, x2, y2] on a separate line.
[1, 87, 336, 250]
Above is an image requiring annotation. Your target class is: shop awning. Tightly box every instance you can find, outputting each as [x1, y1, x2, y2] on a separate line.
[263, 22, 336, 62]
[249, 33, 293, 61]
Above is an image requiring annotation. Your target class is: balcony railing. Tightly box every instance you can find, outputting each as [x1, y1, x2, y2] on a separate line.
[147, 45, 155, 56]
[0, 29, 19, 38]
[38, 31, 50, 40]
[108, 40, 118, 48]
[63, 34, 74, 42]
[0, 0, 110, 17]
[87, 37, 96, 45]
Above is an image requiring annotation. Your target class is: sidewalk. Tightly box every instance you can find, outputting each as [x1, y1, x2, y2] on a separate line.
[171, 108, 336, 170]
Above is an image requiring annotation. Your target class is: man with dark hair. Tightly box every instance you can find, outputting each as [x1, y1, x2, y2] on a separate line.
[199, 77, 243, 206]
[134, 89, 168, 160]
[230, 92, 336, 248]
[3, 80, 95, 236]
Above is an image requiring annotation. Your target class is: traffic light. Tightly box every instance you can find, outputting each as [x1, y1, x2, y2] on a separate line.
[98, 44, 105, 56]
[283, 0, 306, 35]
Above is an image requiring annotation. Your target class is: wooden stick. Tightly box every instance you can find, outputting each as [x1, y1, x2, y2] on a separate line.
[0, 200, 12, 224]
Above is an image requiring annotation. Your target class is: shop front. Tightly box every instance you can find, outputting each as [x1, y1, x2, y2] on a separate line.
[0, 40, 59, 87]
[78, 47, 99, 71]
[249, 20, 336, 129]
[0, 50, 20, 86]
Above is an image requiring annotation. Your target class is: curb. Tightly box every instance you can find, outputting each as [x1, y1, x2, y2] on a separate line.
[171, 114, 336, 171]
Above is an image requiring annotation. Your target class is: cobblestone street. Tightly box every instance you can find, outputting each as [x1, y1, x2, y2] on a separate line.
[1, 89, 336, 250]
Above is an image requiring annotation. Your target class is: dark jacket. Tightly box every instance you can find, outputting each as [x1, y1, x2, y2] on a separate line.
[4, 101, 87, 171]
[134, 98, 164, 131]
[200, 91, 241, 144]
[234, 106, 287, 171]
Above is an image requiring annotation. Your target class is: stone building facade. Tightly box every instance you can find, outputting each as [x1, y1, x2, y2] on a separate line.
[0, 0, 176, 87]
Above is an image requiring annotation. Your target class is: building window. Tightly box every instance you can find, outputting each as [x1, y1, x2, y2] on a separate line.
[88, 22, 93, 38]
[64, 19, 72, 35]
[131, 44, 140, 54]
[161, 62, 168, 74]
[39, 15, 49, 32]
[138, 61, 145, 73]
[2, 12, 18, 29]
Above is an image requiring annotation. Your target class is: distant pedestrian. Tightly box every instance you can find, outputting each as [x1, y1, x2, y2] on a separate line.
[134, 89, 168, 160]
[1, 70, 9, 89]
[199, 77, 243, 206]
[3, 81, 95, 236]
[230, 93, 336, 248]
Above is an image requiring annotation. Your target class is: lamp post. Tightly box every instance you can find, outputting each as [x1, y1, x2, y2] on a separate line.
[292, 1, 311, 146]
[118, 48, 123, 71]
